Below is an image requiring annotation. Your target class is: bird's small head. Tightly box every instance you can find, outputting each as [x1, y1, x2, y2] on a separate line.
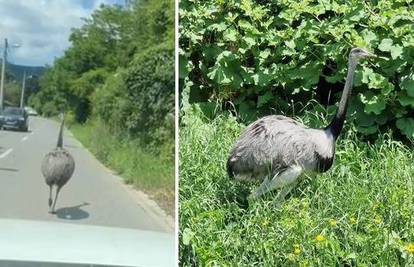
[349, 47, 376, 61]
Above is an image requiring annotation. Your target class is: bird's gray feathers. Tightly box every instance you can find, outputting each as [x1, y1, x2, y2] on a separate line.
[227, 115, 335, 181]
[41, 148, 75, 188]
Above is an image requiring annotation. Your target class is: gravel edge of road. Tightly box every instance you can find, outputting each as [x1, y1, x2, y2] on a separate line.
[67, 130, 175, 233]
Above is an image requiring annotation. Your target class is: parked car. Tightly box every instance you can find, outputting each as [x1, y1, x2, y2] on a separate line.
[24, 106, 38, 116]
[0, 107, 29, 131]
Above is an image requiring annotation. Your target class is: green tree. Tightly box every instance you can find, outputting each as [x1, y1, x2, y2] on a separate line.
[31, 0, 175, 154]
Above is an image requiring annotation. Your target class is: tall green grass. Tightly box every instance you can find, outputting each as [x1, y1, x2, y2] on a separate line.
[70, 119, 174, 214]
[179, 107, 414, 266]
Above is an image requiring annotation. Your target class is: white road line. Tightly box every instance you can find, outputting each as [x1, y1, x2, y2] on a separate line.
[0, 148, 13, 159]
[21, 136, 29, 142]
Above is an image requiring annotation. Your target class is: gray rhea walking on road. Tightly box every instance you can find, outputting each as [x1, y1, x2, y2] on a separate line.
[227, 47, 376, 202]
[41, 114, 75, 213]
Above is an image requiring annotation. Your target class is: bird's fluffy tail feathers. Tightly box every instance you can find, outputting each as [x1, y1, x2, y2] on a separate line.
[226, 157, 235, 178]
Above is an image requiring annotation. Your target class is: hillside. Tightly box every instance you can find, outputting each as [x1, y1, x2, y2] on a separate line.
[0, 60, 45, 80]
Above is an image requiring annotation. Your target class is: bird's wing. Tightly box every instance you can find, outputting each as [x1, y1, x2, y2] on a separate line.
[227, 115, 318, 178]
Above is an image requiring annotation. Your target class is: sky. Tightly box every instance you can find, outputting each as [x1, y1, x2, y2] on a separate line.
[0, 0, 124, 67]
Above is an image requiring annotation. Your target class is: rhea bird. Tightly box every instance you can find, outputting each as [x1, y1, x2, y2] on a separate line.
[41, 113, 75, 213]
[227, 47, 375, 202]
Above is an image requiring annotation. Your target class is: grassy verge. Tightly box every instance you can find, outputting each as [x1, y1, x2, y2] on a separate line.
[70, 119, 175, 216]
[179, 108, 414, 266]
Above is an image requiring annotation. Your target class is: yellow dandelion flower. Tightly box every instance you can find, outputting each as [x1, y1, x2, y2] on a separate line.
[293, 244, 301, 255]
[329, 219, 337, 227]
[315, 234, 325, 242]
[373, 217, 382, 225]
[287, 253, 295, 261]
[349, 217, 356, 224]
[404, 244, 414, 254]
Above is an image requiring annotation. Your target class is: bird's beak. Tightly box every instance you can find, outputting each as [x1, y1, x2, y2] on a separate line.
[366, 51, 389, 61]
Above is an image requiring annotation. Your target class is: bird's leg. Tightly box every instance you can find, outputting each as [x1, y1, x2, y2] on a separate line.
[50, 186, 61, 214]
[250, 166, 302, 201]
[48, 185, 53, 208]
[248, 176, 270, 200]
[273, 181, 299, 208]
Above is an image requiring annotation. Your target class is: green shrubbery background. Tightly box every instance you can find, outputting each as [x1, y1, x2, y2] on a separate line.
[179, 0, 414, 264]
[180, 0, 414, 137]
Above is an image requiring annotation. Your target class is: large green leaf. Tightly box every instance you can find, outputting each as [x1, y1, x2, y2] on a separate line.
[357, 124, 378, 135]
[223, 27, 238, 42]
[378, 38, 393, 51]
[207, 65, 232, 85]
[257, 91, 273, 108]
[390, 45, 403, 59]
[208, 22, 227, 32]
[400, 74, 414, 97]
[378, 38, 403, 59]
[360, 92, 386, 115]
[396, 118, 414, 138]
[361, 67, 391, 91]
[252, 69, 272, 87]
[397, 91, 414, 107]
[362, 30, 377, 45]
[238, 101, 257, 122]
[346, 6, 365, 22]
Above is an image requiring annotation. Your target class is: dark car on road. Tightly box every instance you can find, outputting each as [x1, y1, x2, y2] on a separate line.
[0, 107, 29, 132]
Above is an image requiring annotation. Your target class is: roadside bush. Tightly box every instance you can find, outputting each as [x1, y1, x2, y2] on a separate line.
[92, 69, 128, 135]
[179, 0, 414, 138]
[70, 68, 108, 122]
[91, 44, 175, 156]
[64, 110, 76, 127]
[124, 44, 175, 149]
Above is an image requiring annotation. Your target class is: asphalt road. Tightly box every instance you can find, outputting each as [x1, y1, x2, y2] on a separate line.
[0, 116, 170, 233]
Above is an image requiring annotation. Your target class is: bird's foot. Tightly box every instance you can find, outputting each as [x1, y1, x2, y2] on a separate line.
[247, 193, 257, 201]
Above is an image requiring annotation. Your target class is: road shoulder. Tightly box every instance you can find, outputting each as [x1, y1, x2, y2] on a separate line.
[67, 130, 175, 233]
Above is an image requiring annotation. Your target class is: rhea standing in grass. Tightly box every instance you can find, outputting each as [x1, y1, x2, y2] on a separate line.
[227, 47, 375, 202]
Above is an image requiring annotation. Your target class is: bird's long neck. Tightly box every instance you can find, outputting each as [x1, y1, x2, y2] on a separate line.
[57, 117, 64, 148]
[325, 56, 358, 139]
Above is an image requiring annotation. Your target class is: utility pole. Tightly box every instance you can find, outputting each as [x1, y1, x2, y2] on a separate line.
[0, 38, 7, 110]
[20, 70, 26, 108]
